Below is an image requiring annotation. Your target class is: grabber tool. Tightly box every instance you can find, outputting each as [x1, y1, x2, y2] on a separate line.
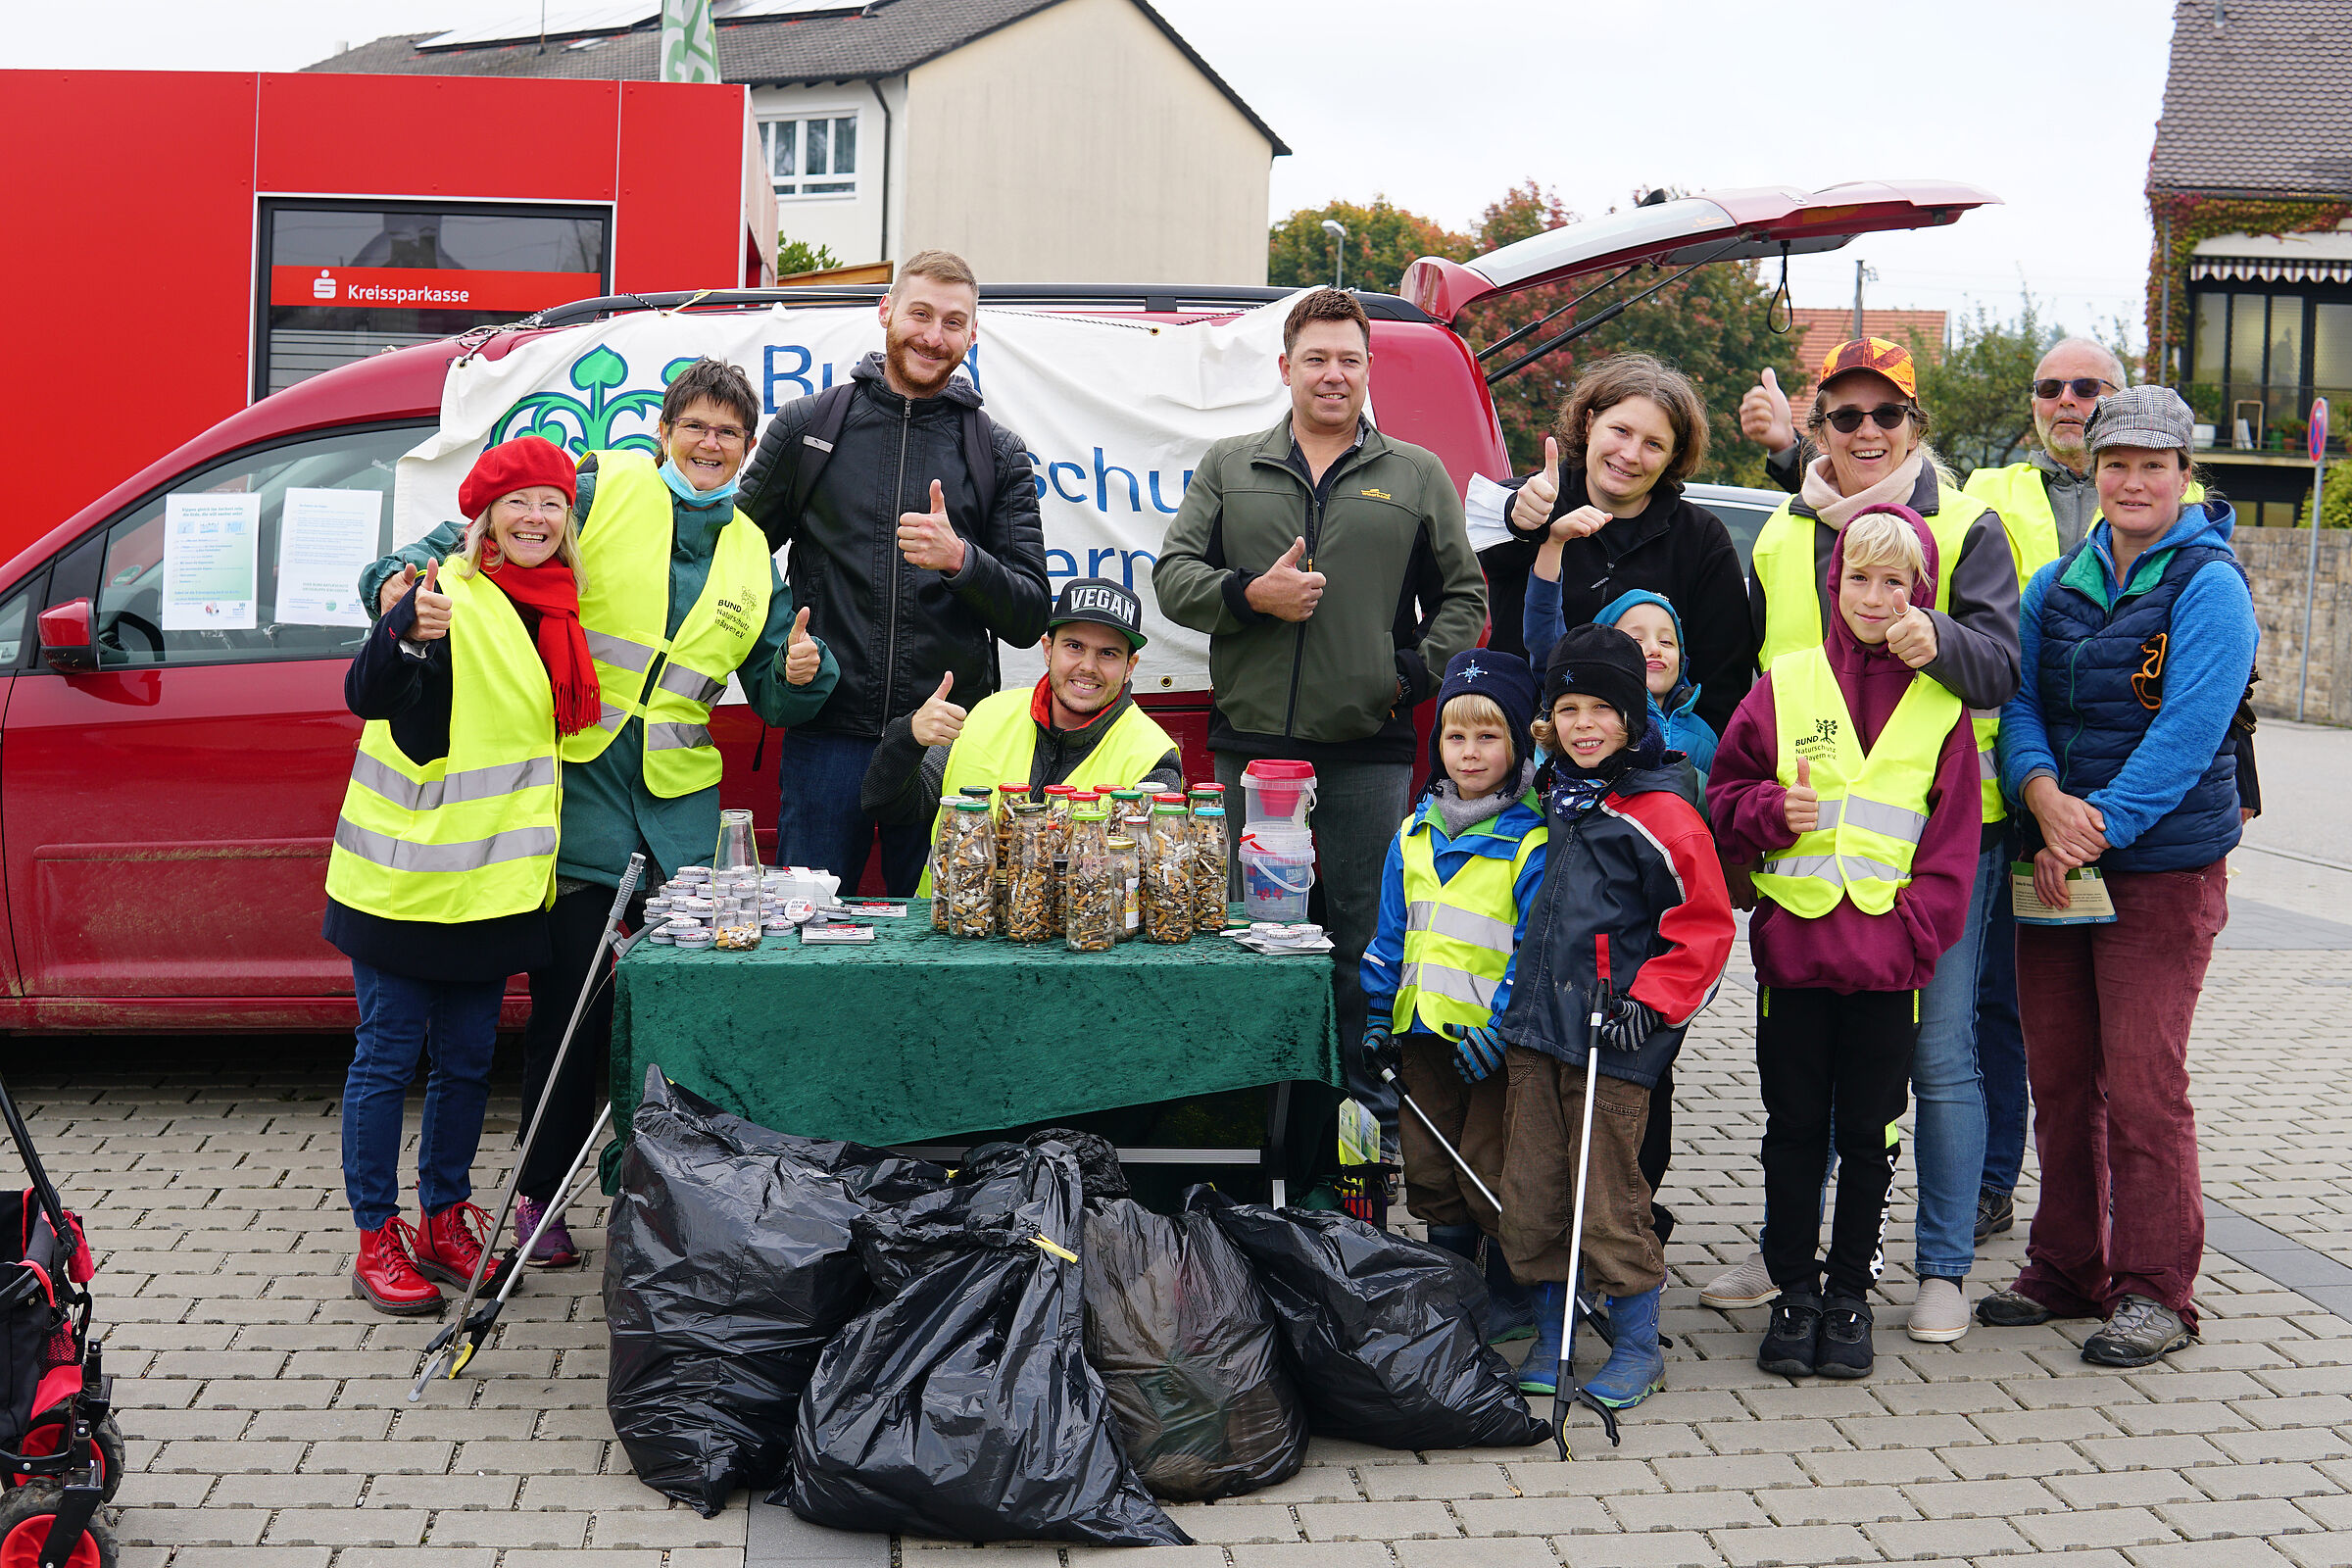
[1552, 932, 1621, 1457]
[411, 853, 647, 1400]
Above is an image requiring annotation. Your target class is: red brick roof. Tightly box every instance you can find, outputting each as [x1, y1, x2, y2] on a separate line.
[1786, 308, 1947, 403]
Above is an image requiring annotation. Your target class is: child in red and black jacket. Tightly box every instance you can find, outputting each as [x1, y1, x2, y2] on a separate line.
[1492, 623, 1735, 1411]
[1708, 506, 1980, 1382]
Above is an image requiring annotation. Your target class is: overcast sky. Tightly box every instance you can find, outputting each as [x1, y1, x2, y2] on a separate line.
[11, 0, 2179, 344]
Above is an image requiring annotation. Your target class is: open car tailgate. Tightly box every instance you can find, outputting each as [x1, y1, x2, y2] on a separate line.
[1399, 179, 2000, 322]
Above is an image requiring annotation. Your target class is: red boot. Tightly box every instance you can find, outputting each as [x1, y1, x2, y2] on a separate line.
[352, 1217, 443, 1317]
[410, 1200, 494, 1289]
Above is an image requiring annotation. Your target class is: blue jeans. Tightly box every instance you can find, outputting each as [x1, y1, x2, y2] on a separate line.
[1975, 832, 2029, 1197]
[774, 729, 931, 896]
[1908, 842, 1999, 1280]
[342, 961, 503, 1231]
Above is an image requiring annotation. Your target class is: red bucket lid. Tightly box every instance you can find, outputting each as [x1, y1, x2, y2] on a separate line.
[1243, 760, 1316, 783]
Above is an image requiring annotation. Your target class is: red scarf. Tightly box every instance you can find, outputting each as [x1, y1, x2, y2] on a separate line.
[482, 556, 600, 736]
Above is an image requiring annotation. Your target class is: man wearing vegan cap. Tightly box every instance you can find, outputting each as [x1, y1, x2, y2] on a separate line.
[1980, 385, 2255, 1367]
[860, 577, 1182, 839]
[1710, 336, 2020, 1345]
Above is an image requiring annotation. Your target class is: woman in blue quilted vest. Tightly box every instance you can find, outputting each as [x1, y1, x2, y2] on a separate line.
[1979, 385, 2256, 1368]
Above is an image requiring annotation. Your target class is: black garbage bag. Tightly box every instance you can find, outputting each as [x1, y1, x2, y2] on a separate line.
[782, 1142, 1190, 1547]
[1081, 1197, 1308, 1501]
[604, 1069, 949, 1516]
[1189, 1187, 1547, 1451]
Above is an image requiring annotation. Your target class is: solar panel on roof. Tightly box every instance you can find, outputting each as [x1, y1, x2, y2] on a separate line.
[714, 1, 866, 18]
[418, 2, 658, 50]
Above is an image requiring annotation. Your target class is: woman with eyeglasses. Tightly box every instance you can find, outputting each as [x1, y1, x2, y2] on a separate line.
[1699, 337, 2021, 1348]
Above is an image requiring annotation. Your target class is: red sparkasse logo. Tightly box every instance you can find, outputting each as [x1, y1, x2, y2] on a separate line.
[269, 266, 604, 313]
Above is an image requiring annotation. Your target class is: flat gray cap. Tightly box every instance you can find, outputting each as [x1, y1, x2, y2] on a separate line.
[2083, 385, 2195, 456]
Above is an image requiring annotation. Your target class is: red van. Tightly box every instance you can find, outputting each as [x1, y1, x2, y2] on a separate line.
[0, 181, 1989, 1032]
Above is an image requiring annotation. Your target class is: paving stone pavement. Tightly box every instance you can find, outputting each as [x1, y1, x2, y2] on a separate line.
[5, 889, 2350, 1568]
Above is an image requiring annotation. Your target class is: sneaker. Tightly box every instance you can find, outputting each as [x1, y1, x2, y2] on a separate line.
[1975, 1287, 2060, 1328]
[410, 1200, 494, 1288]
[1815, 1294, 1875, 1379]
[514, 1196, 582, 1270]
[1702, 1250, 1780, 1310]
[1974, 1190, 2015, 1244]
[351, 1217, 444, 1317]
[2082, 1295, 2193, 1368]
[1907, 1277, 1971, 1344]
[1756, 1290, 1823, 1377]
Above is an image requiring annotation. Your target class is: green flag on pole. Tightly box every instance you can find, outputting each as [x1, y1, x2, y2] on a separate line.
[660, 0, 720, 83]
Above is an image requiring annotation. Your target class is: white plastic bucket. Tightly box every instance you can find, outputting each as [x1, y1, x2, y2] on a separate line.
[1239, 827, 1316, 922]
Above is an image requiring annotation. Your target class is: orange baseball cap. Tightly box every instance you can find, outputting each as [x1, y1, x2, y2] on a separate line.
[1818, 337, 1919, 402]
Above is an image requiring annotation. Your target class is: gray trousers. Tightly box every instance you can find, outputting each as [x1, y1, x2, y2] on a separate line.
[1215, 752, 1412, 1137]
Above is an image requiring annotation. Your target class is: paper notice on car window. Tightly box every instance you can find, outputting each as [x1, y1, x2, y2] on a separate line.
[2011, 861, 2119, 925]
[162, 493, 260, 631]
[276, 488, 382, 627]
[1464, 473, 1517, 553]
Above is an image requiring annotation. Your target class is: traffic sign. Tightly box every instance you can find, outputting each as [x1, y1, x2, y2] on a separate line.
[2311, 397, 2330, 463]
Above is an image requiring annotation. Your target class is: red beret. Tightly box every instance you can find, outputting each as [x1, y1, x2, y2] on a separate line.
[460, 436, 578, 521]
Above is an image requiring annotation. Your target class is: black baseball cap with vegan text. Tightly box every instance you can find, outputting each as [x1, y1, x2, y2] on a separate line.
[1047, 577, 1148, 650]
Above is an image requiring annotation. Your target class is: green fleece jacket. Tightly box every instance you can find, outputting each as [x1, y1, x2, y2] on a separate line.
[1152, 416, 1487, 761]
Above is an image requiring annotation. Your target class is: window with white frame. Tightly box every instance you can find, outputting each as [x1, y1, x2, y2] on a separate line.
[760, 114, 858, 199]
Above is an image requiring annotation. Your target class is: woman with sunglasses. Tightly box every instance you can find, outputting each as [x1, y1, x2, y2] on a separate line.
[1701, 337, 2021, 1348]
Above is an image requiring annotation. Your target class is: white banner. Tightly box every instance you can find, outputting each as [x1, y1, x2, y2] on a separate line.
[395, 295, 1355, 692]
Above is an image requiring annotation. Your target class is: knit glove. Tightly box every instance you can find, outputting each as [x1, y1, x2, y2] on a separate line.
[1597, 996, 1661, 1054]
[1357, 1025, 1400, 1079]
[1446, 1023, 1508, 1083]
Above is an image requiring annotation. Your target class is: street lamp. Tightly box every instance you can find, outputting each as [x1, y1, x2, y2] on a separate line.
[1320, 220, 1347, 290]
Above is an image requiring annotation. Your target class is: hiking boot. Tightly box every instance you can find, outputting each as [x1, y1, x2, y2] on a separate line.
[1975, 1287, 2061, 1328]
[1586, 1286, 1666, 1408]
[1907, 1277, 1971, 1344]
[1756, 1290, 1823, 1377]
[1975, 1190, 2015, 1244]
[1815, 1294, 1876, 1378]
[515, 1196, 582, 1269]
[1702, 1250, 1780, 1309]
[2082, 1295, 2194, 1368]
[1517, 1280, 1567, 1396]
[410, 1200, 493, 1288]
[352, 1217, 443, 1317]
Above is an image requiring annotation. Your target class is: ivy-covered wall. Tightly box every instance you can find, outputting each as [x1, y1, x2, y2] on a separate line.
[2143, 193, 2352, 380]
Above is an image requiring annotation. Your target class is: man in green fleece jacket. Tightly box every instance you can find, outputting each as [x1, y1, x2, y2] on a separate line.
[1153, 287, 1488, 1151]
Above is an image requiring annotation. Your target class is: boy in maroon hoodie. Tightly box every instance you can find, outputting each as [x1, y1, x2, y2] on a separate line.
[1708, 506, 1980, 1380]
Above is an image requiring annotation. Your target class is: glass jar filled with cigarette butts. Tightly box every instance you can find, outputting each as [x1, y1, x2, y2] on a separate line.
[1190, 805, 1229, 933]
[938, 799, 997, 938]
[1063, 807, 1117, 952]
[995, 782, 1028, 932]
[1142, 802, 1195, 944]
[1004, 802, 1056, 944]
[1107, 833, 1141, 942]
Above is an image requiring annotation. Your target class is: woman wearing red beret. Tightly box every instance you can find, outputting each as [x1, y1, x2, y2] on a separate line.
[321, 435, 597, 1316]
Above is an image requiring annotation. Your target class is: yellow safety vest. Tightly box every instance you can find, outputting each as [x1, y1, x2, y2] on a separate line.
[1750, 479, 2003, 823]
[1750, 645, 1960, 918]
[1963, 462, 2208, 591]
[920, 687, 1179, 894]
[564, 450, 772, 798]
[1390, 800, 1545, 1035]
[325, 564, 561, 922]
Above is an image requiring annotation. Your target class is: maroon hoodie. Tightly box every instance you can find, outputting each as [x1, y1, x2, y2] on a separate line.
[1706, 505, 1981, 995]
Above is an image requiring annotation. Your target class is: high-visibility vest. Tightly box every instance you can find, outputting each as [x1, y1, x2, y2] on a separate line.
[1750, 479, 2003, 823]
[325, 564, 561, 922]
[1390, 801, 1545, 1035]
[919, 687, 1178, 894]
[1963, 461, 2208, 591]
[1750, 645, 1961, 918]
[563, 450, 771, 798]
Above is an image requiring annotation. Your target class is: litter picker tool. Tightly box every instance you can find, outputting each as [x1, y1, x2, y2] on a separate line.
[1552, 933, 1621, 1457]
[410, 852, 646, 1400]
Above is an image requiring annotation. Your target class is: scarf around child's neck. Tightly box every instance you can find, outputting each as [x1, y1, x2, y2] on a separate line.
[1541, 712, 1668, 820]
[1429, 758, 1537, 839]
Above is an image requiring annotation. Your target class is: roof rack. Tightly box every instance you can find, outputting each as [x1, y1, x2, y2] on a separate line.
[526, 284, 1433, 330]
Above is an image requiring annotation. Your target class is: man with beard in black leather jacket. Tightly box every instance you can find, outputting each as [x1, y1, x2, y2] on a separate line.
[740, 250, 1051, 893]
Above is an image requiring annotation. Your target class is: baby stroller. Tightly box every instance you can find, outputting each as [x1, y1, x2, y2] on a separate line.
[0, 1074, 122, 1568]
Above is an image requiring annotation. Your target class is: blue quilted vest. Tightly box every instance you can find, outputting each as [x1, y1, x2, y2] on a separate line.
[2035, 535, 2244, 872]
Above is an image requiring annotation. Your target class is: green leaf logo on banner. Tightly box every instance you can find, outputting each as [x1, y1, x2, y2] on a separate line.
[660, 0, 720, 84]
[491, 347, 687, 457]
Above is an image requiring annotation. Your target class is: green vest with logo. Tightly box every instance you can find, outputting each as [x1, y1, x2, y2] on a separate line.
[325, 564, 561, 922]
[564, 449, 771, 798]
[1750, 645, 1960, 919]
[1389, 799, 1544, 1035]
[1750, 479, 2003, 823]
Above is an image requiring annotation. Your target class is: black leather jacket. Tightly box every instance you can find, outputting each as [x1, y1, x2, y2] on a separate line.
[739, 354, 1050, 740]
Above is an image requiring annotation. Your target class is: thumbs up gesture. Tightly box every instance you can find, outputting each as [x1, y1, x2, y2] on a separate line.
[783, 605, 821, 687]
[1886, 603, 1939, 670]
[1243, 536, 1327, 622]
[911, 670, 967, 748]
[1740, 367, 1795, 451]
[1510, 435, 1564, 531]
[897, 478, 967, 573]
[1783, 756, 1820, 835]
[392, 558, 453, 642]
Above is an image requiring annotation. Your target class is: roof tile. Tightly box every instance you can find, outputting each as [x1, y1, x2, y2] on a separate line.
[2149, 0, 2352, 198]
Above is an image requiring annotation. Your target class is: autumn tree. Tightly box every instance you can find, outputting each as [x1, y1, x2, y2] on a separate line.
[1267, 198, 1473, 297]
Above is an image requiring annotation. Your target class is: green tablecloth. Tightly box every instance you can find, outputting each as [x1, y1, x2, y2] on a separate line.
[610, 902, 1340, 1153]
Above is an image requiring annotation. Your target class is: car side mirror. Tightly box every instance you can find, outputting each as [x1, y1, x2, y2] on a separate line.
[38, 599, 97, 674]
